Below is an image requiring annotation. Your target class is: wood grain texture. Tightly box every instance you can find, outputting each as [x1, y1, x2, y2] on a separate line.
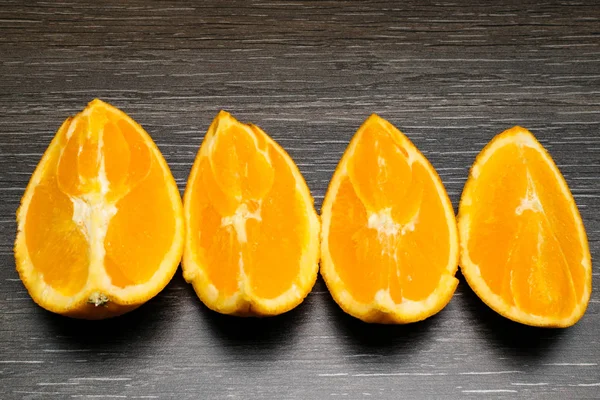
[1, 0, 599, 398]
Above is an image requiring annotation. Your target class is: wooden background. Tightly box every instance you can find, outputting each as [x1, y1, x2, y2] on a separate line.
[1, 1, 599, 398]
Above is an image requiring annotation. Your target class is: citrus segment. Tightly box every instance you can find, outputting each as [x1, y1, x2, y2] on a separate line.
[15, 99, 184, 319]
[183, 111, 319, 316]
[458, 126, 591, 327]
[25, 170, 89, 297]
[321, 114, 459, 324]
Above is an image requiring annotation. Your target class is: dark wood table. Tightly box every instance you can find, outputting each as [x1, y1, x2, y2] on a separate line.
[1, 1, 599, 398]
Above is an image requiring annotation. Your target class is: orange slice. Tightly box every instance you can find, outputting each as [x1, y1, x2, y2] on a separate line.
[320, 114, 459, 324]
[182, 111, 320, 316]
[458, 126, 591, 327]
[14, 99, 184, 319]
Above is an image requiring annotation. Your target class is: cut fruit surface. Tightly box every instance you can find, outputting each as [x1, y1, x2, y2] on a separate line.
[320, 114, 459, 324]
[458, 126, 592, 327]
[14, 99, 184, 319]
[182, 111, 320, 316]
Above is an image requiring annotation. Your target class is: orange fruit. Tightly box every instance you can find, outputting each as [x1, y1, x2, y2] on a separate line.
[14, 99, 184, 319]
[182, 111, 320, 316]
[320, 114, 459, 324]
[458, 126, 592, 327]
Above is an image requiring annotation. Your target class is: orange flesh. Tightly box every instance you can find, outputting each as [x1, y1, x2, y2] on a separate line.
[25, 173, 89, 296]
[104, 160, 176, 287]
[24, 105, 175, 294]
[328, 123, 450, 303]
[467, 142, 583, 319]
[188, 119, 306, 299]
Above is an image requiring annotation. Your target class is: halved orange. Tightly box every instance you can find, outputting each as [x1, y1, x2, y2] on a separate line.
[458, 126, 591, 327]
[182, 111, 320, 316]
[320, 114, 459, 324]
[14, 99, 184, 319]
